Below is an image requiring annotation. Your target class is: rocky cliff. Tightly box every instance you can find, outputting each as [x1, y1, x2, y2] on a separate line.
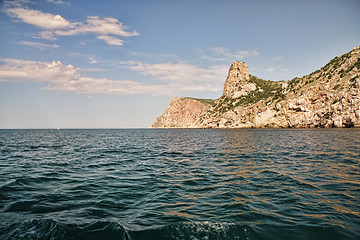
[152, 97, 213, 128]
[152, 46, 360, 128]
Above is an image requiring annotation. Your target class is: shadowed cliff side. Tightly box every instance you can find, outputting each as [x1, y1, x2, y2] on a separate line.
[152, 46, 360, 128]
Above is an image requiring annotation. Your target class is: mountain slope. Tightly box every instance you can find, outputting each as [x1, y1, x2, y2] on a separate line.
[152, 46, 360, 128]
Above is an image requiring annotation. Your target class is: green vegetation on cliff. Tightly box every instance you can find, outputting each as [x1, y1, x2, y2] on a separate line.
[153, 46, 360, 128]
[185, 97, 215, 106]
[208, 75, 285, 115]
[189, 48, 360, 118]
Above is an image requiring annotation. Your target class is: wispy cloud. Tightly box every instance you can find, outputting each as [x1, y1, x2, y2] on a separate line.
[46, 0, 70, 5]
[0, 58, 226, 95]
[263, 56, 288, 75]
[68, 52, 83, 57]
[36, 31, 58, 40]
[18, 41, 59, 50]
[264, 65, 288, 75]
[130, 52, 181, 62]
[3, 0, 31, 8]
[0, 58, 161, 94]
[53, 16, 139, 37]
[88, 57, 98, 64]
[97, 35, 123, 46]
[5, 6, 139, 46]
[197, 47, 259, 63]
[119, 61, 228, 85]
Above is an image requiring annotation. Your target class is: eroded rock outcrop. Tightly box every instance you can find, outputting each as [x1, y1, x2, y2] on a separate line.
[152, 97, 212, 128]
[222, 61, 253, 98]
[152, 46, 360, 128]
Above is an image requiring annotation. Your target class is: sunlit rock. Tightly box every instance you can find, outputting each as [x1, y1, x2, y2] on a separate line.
[153, 46, 360, 128]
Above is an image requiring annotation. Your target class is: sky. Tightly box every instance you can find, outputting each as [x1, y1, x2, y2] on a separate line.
[0, 0, 359, 128]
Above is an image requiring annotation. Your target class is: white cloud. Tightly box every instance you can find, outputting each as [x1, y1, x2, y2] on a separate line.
[46, 0, 70, 5]
[0, 58, 78, 82]
[88, 57, 98, 64]
[264, 56, 288, 75]
[18, 41, 59, 50]
[197, 47, 259, 63]
[6, 7, 71, 29]
[0, 58, 158, 94]
[264, 66, 277, 73]
[68, 52, 83, 57]
[36, 31, 57, 41]
[3, 0, 31, 8]
[264, 65, 288, 74]
[119, 61, 228, 86]
[0, 58, 225, 95]
[129, 52, 182, 63]
[97, 35, 123, 46]
[5, 7, 139, 46]
[55, 16, 139, 37]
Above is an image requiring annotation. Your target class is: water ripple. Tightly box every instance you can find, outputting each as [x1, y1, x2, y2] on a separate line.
[0, 129, 359, 239]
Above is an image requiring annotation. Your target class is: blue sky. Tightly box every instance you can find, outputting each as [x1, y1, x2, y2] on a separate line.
[0, 0, 359, 128]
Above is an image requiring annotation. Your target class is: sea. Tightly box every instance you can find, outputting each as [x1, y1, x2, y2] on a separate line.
[0, 129, 359, 240]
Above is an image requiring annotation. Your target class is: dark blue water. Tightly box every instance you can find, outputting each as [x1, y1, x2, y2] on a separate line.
[0, 129, 359, 240]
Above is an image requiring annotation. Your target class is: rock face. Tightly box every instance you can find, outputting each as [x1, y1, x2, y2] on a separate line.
[152, 46, 360, 128]
[152, 97, 212, 128]
[222, 61, 253, 98]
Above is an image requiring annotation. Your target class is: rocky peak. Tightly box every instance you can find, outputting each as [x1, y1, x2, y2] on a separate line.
[152, 46, 360, 128]
[222, 61, 252, 98]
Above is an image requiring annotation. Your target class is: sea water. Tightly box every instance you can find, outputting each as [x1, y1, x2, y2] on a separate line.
[0, 129, 359, 240]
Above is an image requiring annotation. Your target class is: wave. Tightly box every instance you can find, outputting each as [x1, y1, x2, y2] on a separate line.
[0, 219, 129, 240]
[0, 218, 356, 240]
